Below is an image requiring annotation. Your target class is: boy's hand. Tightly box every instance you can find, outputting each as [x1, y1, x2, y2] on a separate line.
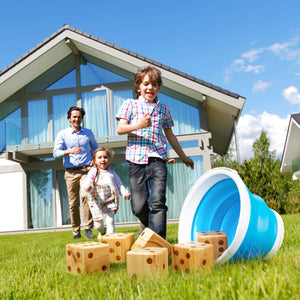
[139, 113, 151, 128]
[183, 157, 194, 169]
[124, 193, 131, 200]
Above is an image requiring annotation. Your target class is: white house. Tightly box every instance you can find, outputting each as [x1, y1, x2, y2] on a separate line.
[0, 25, 245, 233]
[280, 113, 300, 180]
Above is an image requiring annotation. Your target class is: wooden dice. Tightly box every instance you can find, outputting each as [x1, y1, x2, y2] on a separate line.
[131, 227, 172, 255]
[127, 247, 168, 278]
[172, 241, 214, 273]
[66, 241, 110, 275]
[197, 230, 228, 260]
[99, 232, 134, 263]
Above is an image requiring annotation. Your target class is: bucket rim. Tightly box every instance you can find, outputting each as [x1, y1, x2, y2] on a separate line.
[178, 167, 251, 265]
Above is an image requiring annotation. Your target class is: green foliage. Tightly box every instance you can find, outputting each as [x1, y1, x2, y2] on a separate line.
[0, 217, 299, 299]
[211, 144, 239, 171]
[213, 130, 300, 214]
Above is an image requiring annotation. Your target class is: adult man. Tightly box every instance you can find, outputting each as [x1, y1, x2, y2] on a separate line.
[53, 106, 98, 239]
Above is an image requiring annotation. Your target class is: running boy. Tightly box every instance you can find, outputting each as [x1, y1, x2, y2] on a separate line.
[115, 65, 194, 239]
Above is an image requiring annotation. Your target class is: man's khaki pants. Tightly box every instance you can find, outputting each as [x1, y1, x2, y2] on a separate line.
[64, 169, 93, 236]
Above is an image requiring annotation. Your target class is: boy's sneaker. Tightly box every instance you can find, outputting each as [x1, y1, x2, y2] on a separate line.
[84, 229, 94, 239]
[73, 233, 81, 239]
[137, 224, 146, 238]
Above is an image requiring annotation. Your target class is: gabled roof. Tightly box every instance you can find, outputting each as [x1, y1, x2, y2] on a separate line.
[0, 24, 245, 155]
[281, 113, 300, 173]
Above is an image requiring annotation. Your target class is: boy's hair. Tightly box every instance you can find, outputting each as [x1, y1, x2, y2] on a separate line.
[67, 106, 85, 119]
[134, 65, 162, 98]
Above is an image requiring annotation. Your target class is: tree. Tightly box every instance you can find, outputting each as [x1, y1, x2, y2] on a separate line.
[239, 130, 289, 213]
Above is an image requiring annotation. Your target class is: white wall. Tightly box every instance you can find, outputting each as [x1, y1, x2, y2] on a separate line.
[0, 159, 25, 232]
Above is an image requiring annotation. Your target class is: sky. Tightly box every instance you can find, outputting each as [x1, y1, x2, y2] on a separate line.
[1, 0, 300, 162]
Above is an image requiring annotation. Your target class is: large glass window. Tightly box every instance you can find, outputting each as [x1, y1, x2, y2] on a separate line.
[166, 156, 204, 219]
[159, 93, 200, 135]
[1, 108, 22, 149]
[112, 90, 134, 134]
[80, 63, 128, 86]
[46, 69, 76, 90]
[52, 94, 77, 138]
[28, 100, 48, 143]
[82, 90, 108, 137]
[27, 169, 53, 228]
[56, 170, 71, 225]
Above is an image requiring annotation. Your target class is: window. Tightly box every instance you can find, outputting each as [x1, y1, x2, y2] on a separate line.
[82, 90, 109, 137]
[46, 69, 76, 90]
[80, 63, 128, 86]
[28, 100, 48, 143]
[159, 93, 200, 135]
[0, 108, 21, 150]
[112, 90, 134, 134]
[27, 169, 53, 228]
[52, 94, 77, 138]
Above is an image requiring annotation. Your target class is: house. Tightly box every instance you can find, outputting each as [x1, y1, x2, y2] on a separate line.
[0, 25, 245, 232]
[280, 113, 300, 180]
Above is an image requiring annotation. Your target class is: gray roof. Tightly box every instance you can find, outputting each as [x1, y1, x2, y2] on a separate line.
[291, 113, 300, 124]
[0, 24, 241, 99]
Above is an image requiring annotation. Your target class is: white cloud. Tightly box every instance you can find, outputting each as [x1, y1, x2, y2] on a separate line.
[282, 86, 300, 105]
[236, 112, 289, 162]
[241, 48, 263, 62]
[224, 59, 264, 82]
[224, 36, 300, 81]
[244, 64, 264, 74]
[252, 80, 272, 93]
[268, 42, 291, 56]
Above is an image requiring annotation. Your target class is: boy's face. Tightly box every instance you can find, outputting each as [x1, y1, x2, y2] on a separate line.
[138, 74, 159, 102]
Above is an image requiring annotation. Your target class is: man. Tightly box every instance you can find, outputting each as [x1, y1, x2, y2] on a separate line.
[53, 106, 98, 239]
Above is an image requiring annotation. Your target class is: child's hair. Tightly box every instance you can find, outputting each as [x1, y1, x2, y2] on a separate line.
[134, 65, 162, 98]
[92, 147, 114, 163]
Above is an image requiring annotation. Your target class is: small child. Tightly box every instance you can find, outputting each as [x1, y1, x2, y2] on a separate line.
[84, 147, 130, 240]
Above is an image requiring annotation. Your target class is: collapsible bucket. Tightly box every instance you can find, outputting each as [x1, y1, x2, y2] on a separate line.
[178, 167, 284, 265]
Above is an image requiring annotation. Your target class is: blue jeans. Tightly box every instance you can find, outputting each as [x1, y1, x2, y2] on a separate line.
[128, 157, 168, 239]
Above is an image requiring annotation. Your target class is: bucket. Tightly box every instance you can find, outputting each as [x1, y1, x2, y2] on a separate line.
[178, 167, 284, 265]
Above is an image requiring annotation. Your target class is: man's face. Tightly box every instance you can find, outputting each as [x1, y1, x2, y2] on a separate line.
[68, 110, 82, 130]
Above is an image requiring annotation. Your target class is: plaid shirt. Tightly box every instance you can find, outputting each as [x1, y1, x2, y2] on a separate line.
[116, 96, 174, 164]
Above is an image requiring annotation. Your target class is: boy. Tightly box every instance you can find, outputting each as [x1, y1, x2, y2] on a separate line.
[116, 65, 194, 239]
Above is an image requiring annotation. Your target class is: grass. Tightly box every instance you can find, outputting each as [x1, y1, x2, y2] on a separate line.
[0, 214, 299, 300]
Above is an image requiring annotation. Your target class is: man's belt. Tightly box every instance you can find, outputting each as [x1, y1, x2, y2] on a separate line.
[66, 165, 90, 172]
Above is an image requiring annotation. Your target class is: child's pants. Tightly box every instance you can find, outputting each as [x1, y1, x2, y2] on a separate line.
[94, 211, 115, 234]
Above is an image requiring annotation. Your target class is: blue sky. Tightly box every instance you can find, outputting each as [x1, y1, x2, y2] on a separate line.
[1, 0, 300, 161]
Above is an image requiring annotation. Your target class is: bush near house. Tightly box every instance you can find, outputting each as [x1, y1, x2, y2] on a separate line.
[212, 130, 300, 215]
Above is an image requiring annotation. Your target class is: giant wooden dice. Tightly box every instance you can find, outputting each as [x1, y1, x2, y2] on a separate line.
[66, 241, 110, 275]
[172, 241, 214, 273]
[99, 232, 134, 263]
[197, 230, 228, 260]
[127, 247, 168, 278]
[131, 227, 172, 255]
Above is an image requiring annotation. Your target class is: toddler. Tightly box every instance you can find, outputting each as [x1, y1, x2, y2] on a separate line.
[84, 147, 130, 240]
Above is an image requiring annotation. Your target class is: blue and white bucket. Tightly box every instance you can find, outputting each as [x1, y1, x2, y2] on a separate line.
[178, 167, 284, 265]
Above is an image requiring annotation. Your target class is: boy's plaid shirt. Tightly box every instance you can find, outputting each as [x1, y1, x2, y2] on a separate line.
[115, 96, 174, 164]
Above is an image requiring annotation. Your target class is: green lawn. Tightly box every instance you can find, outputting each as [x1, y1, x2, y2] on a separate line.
[0, 214, 299, 300]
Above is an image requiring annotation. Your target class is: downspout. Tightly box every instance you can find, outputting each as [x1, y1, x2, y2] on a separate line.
[233, 116, 241, 172]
